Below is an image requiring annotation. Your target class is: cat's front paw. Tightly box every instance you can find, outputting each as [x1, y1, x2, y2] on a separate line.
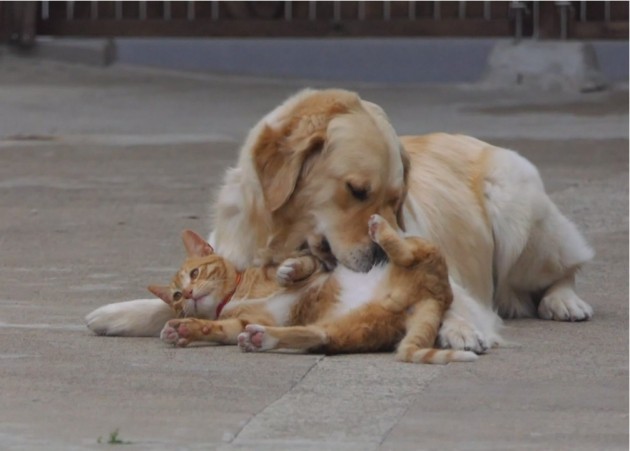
[238, 324, 277, 352]
[276, 258, 303, 286]
[437, 317, 490, 354]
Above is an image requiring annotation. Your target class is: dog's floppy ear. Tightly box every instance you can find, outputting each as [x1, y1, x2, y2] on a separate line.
[253, 123, 326, 213]
[396, 147, 411, 232]
[252, 98, 351, 212]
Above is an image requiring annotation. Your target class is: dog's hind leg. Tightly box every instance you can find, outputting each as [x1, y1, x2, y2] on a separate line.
[538, 271, 593, 321]
[502, 195, 594, 321]
[485, 148, 594, 321]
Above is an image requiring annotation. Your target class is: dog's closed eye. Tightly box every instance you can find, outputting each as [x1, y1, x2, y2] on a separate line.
[346, 182, 369, 201]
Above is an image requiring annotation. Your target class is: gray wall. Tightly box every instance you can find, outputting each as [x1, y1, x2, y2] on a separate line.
[115, 37, 629, 84]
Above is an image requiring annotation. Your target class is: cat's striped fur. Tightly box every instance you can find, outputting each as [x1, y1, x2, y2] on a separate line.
[238, 215, 477, 364]
[154, 217, 477, 364]
[148, 230, 326, 347]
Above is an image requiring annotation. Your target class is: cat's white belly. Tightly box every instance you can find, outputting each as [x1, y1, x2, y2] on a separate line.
[263, 292, 304, 325]
[333, 264, 389, 316]
[223, 291, 305, 326]
[222, 265, 389, 326]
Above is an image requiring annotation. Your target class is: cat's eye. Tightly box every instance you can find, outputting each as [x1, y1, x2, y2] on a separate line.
[173, 291, 182, 302]
[346, 182, 369, 202]
[190, 268, 199, 280]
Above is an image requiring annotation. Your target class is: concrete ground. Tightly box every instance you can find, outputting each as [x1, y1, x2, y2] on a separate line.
[0, 55, 627, 450]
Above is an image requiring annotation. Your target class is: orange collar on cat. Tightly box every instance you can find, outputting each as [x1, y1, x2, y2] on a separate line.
[215, 271, 242, 319]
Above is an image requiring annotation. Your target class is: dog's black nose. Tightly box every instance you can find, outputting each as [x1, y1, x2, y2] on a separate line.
[372, 243, 388, 266]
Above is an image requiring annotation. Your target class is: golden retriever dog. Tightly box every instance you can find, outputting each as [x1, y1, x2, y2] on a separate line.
[86, 89, 593, 353]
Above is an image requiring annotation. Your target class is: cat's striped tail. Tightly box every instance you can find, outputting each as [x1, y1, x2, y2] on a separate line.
[396, 343, 478, 364]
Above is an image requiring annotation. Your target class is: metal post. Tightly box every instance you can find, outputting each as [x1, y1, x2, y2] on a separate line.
[556, 1, 571, 40]
[42, 1, 50, 20]
[66, 1, 74, 20]
[532, 1, 540, 39]
[483, 1, 491, 20]
[510, 1, 527, 43]
[187, 1, 195, 21]
[333, 1, 341, 22]
[115, 1, 122, 20]
[211, 1, 219, 21]
[604, 1, 611, 22]
[458, 1, 466, 19]
[284, 1, 292, 21]
[10, 1, 37, 47]
[408, 1, 416, 20]
[163, 1, 171, 20]
[358, 1, 366, 20]
[308, 1, 316, 20]
[383, 1, 391, 20]
[580, 1, 586, 21]
[90, 1, 98, 20]
[139, 1, 147, 20]
[433, 1, 440, 20]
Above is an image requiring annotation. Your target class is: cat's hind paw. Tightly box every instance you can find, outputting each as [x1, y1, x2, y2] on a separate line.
[238, 324, 278, 352]
[368, 214, 398, 245]
[160, 319, 198, 347]
[368, 214, 386, 242]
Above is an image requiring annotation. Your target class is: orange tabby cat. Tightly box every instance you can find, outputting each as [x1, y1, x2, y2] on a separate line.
[153, 216, 478, 364]
[148, 229, 328, 347]
[237, 215, 478, 364]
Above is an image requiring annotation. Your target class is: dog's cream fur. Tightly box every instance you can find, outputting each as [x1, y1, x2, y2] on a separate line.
[86, 89, 593, 352]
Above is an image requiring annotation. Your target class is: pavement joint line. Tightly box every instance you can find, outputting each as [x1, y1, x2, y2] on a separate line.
[0, 322, 85, 331]
[228, 355, 325, 444]
[377, 390, 416, 447]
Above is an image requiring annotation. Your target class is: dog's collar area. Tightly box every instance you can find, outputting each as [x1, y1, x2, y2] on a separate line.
[215, 272, 242, 319]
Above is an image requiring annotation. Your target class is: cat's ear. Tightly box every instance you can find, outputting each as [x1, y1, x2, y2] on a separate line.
[181, 229, 214, 257]
[148, 285, 173, 305]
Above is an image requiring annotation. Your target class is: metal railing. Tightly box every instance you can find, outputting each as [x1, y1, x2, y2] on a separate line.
[1, 1, 628, 46]
[510, 1, 626, 41]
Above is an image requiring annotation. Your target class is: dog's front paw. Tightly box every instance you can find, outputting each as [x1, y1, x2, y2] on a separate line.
[238, 324, 277, 352]
[538, 292, 593, 321]
[438, 317, 490, 354]
[85, 304, 125, 336]
[85, 299, 174, 337]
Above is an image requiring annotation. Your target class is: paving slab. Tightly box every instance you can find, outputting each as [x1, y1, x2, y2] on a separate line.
[0, 56, 627, 450]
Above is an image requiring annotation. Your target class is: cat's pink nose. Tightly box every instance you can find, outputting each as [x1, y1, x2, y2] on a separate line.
[182, 288, 193, 299]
